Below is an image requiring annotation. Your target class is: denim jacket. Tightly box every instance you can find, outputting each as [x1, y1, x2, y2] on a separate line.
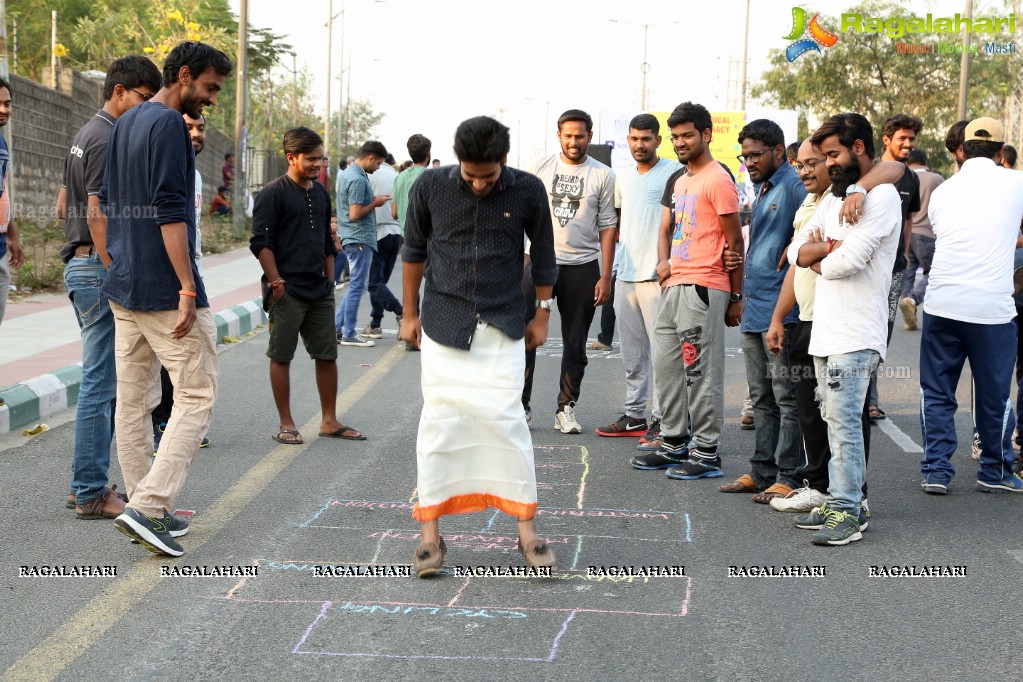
[740, 161, 806, 333]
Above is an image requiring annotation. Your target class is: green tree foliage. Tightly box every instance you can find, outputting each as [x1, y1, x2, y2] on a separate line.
[750, 0, 1018, 175]
[331, 99, 385, 162]
[8, 0, 291, 133]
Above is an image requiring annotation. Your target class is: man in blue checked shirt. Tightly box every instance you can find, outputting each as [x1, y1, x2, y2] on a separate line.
[720, 119, 807, 503]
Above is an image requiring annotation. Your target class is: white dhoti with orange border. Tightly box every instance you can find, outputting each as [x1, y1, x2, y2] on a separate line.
[412, 323, 538, 522]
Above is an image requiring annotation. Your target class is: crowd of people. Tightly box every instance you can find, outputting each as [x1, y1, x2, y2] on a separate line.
[39, 39, 1023, 568]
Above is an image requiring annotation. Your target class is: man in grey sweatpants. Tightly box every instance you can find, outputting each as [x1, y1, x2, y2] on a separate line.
[629, 102, 744, 480]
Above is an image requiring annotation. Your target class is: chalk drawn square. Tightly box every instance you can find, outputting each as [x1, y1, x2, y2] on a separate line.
[293, 600, 578, 662]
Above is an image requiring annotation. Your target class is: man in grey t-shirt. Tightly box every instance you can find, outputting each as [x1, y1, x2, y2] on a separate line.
[56, 55, 161, 521]
[528, 109, 616, 434]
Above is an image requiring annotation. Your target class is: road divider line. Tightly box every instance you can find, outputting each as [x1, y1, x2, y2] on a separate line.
[877, 418, 924, 454]
[1, 344, 406, 682]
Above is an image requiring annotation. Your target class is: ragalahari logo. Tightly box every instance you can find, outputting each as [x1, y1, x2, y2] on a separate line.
[785, 7, 839, 61]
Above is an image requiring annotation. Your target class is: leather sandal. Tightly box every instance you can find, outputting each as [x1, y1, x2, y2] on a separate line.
[719, 473, 763, 493]
[413, 537, 447, 578]
[752, 482, 794, 504]
[518, 538, 558, 570]
[75, 485, 128, 520]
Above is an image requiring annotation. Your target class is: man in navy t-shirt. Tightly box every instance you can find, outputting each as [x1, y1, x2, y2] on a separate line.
[100, 41, 233, 558]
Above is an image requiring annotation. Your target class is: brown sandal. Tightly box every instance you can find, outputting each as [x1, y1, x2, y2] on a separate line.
[752, 482, 794, 504]
[413, 537, 447, 578]
[518, 538, 558, 570]
[719, 473, 763, 493]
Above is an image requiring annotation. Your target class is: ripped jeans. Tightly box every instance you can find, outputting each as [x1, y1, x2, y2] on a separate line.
[813, 350, 880, 514]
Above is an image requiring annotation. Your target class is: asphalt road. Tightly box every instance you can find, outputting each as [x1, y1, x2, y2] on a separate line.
[1, 286, 1019, 682]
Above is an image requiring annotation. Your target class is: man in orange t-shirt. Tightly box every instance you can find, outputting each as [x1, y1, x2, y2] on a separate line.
[630, 102, 744, 481]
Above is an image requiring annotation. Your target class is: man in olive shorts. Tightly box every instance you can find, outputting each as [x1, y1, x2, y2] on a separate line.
[251, 127, 366, 445]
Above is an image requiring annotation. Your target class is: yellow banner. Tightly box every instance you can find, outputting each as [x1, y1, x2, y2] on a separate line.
[651, 111, 748, 185]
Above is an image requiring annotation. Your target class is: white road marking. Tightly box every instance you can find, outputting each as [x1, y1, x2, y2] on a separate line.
[877, 418, 924, 454]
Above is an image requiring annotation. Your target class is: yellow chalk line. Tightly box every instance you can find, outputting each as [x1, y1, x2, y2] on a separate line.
[2, 344, 405, 682]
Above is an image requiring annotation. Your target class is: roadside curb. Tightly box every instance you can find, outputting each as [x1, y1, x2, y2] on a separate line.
[0, 298, 267, 435]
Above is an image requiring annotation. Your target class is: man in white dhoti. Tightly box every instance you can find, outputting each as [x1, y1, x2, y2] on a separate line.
[400, 116, 560, 577]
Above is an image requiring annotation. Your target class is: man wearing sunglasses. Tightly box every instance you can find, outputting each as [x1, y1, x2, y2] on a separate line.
[720, 120, 806, 504]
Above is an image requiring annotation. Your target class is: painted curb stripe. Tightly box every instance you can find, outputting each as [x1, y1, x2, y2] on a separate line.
[0, 299, 266, 434]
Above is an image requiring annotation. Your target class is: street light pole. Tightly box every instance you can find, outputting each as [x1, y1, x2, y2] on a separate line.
[640, 24, 649, 110]
[956, 0, 973, 121]
[325, 0, 332, 159]
[233, 0, 248, 235]
[741, 0, 750, 110]
[610, 19, 680, 110]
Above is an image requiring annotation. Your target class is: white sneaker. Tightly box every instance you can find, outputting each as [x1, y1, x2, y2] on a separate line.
[555, 402, 582, 434]
[769, 486, 826, 512]
[861, 497, 871, 518]
[741, 397, 754, 419]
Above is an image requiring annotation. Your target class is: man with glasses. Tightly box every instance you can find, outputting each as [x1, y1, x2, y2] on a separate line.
[56, 55, 162, 521]
[719, 119, 806, 503]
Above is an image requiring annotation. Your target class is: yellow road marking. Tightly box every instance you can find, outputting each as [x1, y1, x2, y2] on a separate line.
[2, 345, 405, 682]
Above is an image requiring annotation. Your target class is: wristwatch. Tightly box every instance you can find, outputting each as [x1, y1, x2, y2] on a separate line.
[845, 184, 867, 198]
[729, 293, 743, 303]
[536, 298, 555, 310]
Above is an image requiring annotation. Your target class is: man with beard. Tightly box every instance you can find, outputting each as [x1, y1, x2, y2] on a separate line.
[719, 119, 805, 503]
[630, 101, 743, 480]
[766, 140, 903, 515]
[595, 114, 680, 444]
[103, 41, 232, 557]
[530, 110, 616, 434]
[788, 113, 902, 545]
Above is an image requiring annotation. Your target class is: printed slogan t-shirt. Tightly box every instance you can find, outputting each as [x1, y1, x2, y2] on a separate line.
[531, 154, 616, 265]
[659, 163, 738, 292]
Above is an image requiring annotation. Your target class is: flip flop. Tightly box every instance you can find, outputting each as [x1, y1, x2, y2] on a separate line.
[868, 406, 886, 421]
[272, 429, 304, 445]
[319, 425, 366, 441]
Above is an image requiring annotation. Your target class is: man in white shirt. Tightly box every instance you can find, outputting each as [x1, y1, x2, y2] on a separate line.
[788, 113, 902, 545]
[919, 117, 1023, 494]
[529, 109, 616, 434]
[595, 114, 680, 444]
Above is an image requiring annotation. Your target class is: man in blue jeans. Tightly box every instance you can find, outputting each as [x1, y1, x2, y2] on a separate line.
[336, 140, 390, 347]
[789, 113, 902, 545]
[721, 119, 805, 503]
[364, 153, 403, 339]
[56, 55, 162, 519]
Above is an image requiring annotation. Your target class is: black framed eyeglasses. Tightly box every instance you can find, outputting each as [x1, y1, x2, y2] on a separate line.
[794, 160, 823, 173]
[127, 88, 153, 101]
[736, 148, 773, 165]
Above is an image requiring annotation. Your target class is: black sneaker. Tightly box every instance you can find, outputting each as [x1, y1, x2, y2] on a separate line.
[811, 510, 863, 546]
[665, 452, 723, 479]
[639, 419, 661, 444]
[630, 442, 688, 470]
[114, 508, 184, 557]
[595, 414, 647, 437]
[129, 511, 189, 543]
